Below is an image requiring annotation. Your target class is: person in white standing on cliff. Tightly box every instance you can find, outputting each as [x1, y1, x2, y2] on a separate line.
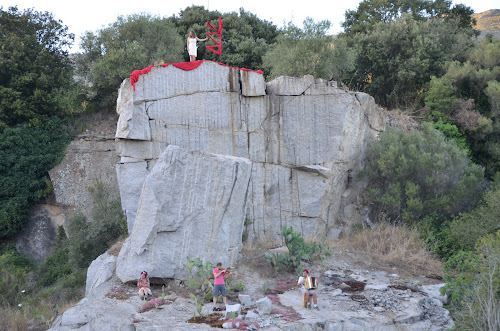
[187, 30, 208, 62]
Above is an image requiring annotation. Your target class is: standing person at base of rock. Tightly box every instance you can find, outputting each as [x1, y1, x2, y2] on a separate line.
[187, 30, 208, 62]
[297, 269, 319, 310]
[213, 262, 229, 311]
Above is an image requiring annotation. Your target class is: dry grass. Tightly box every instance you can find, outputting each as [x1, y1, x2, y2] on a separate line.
[335, 223, 442, 275]
[108, 239, 125, 256]
[0, 307, 39, 331]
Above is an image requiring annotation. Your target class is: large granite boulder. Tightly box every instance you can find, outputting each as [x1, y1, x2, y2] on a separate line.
[115, 60, 384, 242]
[116, 145, 252, 282]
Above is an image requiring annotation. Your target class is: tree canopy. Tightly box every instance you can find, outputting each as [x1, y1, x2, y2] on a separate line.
[342, 0, 475, 36]
[168, 6, 280, 69]
[0, 6, 74, 129]
[344, 14, 476, 109]
[77, 13, 185, 110]
[263, 18, 355, 81]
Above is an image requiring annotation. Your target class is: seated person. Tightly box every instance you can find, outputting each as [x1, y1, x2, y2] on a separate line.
[137, 271, 152, 299]
[297, 269, 319, 310]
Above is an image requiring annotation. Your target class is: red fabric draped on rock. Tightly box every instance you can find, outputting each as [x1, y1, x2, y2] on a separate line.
[130, 60, 263, 91]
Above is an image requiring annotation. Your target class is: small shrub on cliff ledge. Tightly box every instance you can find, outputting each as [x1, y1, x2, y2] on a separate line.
[67, 181, 127, 268]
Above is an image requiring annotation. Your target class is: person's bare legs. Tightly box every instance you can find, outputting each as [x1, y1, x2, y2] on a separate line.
[223, 296, 227, 307]
[190, 55, 196, 62]
[312, 292, 318, 304]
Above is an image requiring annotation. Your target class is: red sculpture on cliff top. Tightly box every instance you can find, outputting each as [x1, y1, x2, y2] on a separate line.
[206, 16, 223, 55]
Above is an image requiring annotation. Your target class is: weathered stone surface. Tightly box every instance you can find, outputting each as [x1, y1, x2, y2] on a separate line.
[256, 297, 272, 315]
[241, 70, 265, 96]
[116, 79, 151, 141]
[266, 75, 315, 96]
[115, 162, 149, 232]
[49, 133, 120, 221]
[132, 62, 240, 104]
[225, 304, 242, 319]
[15, 204, 62, 261]
[245, 162, 332, 242]
[238, 294, 253, 307]
[86, 252, 117, 295]
[115, 62, 385, 240]
[116, 145, 252, 282]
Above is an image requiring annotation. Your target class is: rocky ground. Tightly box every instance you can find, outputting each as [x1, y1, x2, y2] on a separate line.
[49, 245, 452, 331]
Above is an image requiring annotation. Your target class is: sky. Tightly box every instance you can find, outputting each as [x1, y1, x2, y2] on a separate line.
[1, 0, 499, 53]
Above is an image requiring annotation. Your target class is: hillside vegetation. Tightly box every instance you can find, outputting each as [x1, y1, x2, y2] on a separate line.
[473, 9, 500, 38]
[0, 1, 498, 330]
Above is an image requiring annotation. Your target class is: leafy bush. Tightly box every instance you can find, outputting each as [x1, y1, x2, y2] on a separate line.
[359, 122, 485, 225]
[447, 177, 500, 252]
[265, 226, 330, 273]
[38, 227, 72, 287]
[0, 118, 72, 241]
[67, 181, 127, 268]
[0, 245, 33, 307]
[442, 231, 500, 330]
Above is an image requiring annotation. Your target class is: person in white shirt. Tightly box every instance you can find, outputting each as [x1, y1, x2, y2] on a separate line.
[297, 268, 319, 310]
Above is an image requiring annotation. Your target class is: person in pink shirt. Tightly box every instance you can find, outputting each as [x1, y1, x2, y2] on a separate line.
[212, 262, 229, 311]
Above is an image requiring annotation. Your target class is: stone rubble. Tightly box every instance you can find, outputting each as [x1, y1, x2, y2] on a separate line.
[49, 254, 454, 331]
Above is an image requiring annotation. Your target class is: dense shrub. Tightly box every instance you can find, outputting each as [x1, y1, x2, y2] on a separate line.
[360, 122, 484, 224]
[67, 181, 127, 268]
[0, 118, 72, 241]
[442, 231, 500, 330]
[447, 178, 500, 252]
[0, 245, 34, 307]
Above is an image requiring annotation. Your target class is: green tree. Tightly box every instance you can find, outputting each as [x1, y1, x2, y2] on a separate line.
[77, 13, 184, 110]
[0, 118, 72, 241]
[360, 122, 484, 224]
[425, 75, 458, 120]
[0, 6, 74, 128]
[342, 0, 475, 36]
[347, 14, 475, 109]
[169, 6, 279, 70]
[263, 18, 355, 81]
[433, 37, 500, 177]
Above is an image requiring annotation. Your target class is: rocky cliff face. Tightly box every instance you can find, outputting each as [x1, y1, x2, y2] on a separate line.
[115, 61, 384, 248]
[46, 64, 456, 331]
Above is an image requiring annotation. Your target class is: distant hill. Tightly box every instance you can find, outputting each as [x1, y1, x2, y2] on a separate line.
[473, 9, 500, 39]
